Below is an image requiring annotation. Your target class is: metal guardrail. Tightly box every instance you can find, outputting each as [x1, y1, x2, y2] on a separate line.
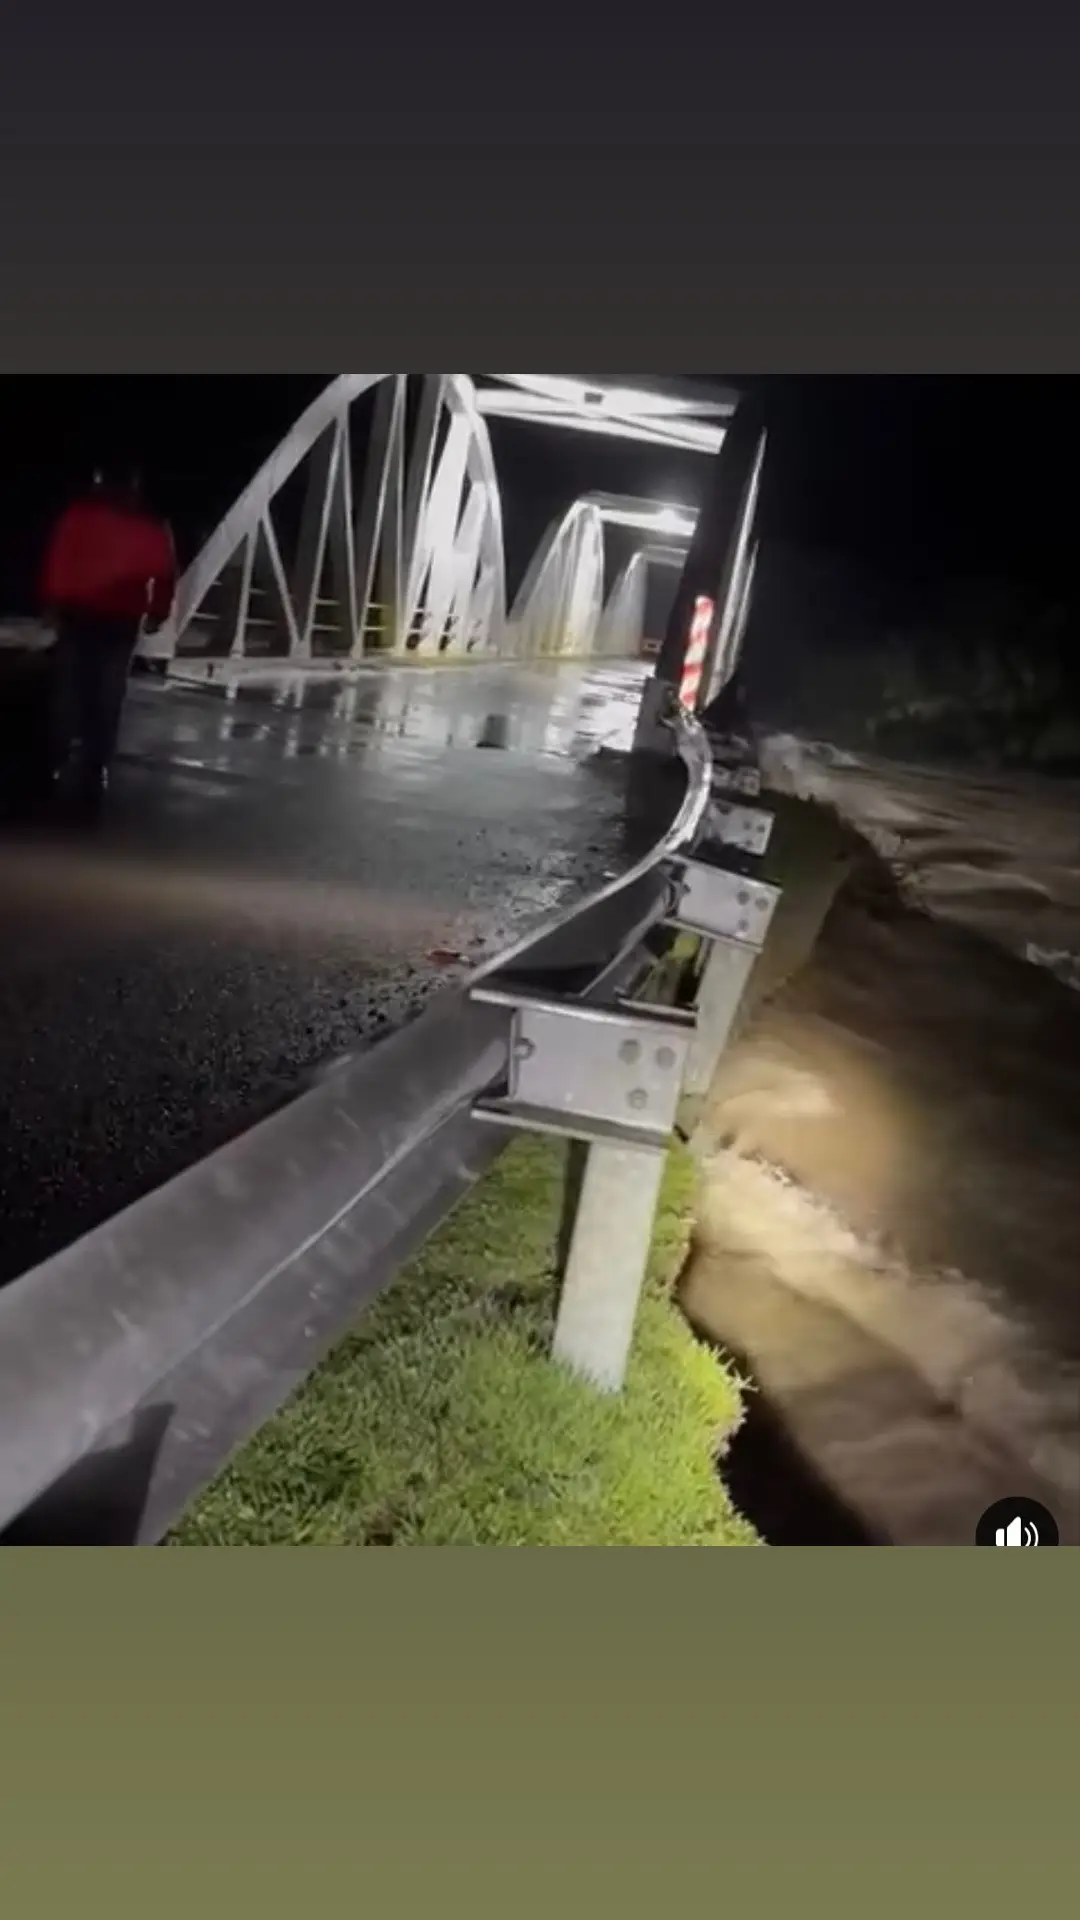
[0, 690, 738, 1547]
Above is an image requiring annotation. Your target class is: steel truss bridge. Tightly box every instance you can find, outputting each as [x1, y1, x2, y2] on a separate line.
[141, 374, 755, 702]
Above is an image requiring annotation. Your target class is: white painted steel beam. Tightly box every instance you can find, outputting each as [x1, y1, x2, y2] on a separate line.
[475, 375, 733, 453]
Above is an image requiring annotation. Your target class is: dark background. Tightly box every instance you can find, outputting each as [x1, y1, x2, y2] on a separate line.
[739, 377, 1080, 765]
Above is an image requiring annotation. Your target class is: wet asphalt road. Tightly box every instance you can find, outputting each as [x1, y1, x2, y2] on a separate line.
[0, 659, 649, 1287]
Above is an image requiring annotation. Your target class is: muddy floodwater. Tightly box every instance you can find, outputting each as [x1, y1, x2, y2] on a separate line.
[684, 740, 1080, 1546]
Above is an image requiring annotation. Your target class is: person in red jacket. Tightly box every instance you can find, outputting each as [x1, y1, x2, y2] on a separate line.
[40, 465, 177, 809]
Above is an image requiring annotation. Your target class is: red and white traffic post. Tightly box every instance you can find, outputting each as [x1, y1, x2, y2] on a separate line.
[633, 392, 767, 755]
[678, 594, 715, 712]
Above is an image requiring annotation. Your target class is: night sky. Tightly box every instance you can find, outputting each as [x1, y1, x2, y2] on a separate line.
[751, 376, 1080, 590]
[0, 376, 1076, 617]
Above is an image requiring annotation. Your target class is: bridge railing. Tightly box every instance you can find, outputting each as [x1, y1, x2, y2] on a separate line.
[0, 690, 781, 1546]
[154, 589, 648, 680]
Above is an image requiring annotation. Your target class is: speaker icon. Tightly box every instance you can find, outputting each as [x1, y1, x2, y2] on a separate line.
[995, 1515, 1039, 1546]
[976, 1497, 1058, 1546]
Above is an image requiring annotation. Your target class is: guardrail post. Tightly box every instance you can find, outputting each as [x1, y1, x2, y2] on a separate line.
[552, 1141, 668, 1390]
[545, 860, 784, 1390]
[468, 833, 787, 1396]
[683, 937, 758, 1098]
[470, 986, 697, 1392]
[669, 855, 780, 1089]
[679, 798, 778, 1097]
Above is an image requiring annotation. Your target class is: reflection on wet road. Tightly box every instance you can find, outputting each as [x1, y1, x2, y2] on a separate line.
[0, 660, 650, 1287]
[148, 657, 648, 762]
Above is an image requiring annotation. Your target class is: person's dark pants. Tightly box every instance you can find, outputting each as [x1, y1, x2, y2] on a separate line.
[51, 615, 141, 794]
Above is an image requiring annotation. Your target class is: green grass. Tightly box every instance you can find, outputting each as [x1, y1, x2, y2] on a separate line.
[173, 1136, 758, 1547]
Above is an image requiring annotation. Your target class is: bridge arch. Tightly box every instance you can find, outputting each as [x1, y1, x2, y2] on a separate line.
[507, 493, 697, 663]
[149, 374, 506, 666]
